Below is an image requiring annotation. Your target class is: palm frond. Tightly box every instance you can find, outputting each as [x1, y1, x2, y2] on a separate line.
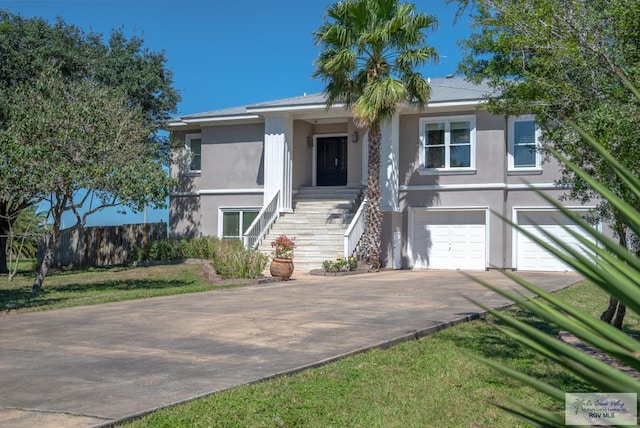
[468, 72, 640, 426]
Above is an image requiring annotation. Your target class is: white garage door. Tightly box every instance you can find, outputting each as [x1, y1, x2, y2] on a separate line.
[412, 210, 486, 270]
[516, 211, 596, 272]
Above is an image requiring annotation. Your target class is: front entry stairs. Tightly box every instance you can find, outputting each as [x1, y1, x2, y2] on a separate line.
[258, 186, 363, 272]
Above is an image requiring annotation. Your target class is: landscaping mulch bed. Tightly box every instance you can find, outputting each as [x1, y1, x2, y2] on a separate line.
[558, 331, 640, 379]
[133, 258, 280, 286]
[309, 268, 370, 276]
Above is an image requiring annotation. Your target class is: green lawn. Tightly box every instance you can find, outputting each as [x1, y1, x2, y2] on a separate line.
[0, 263, 246, 315]
[121, 280, 630, 428]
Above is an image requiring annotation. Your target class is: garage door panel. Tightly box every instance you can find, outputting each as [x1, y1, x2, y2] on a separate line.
[412, 210, 486, 270]
[460, 212, 486, 225]
[516, 210, 595, 272]
[519, 212, 577, 227]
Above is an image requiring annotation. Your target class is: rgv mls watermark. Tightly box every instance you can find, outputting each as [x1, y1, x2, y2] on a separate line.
[566, 393, 637, 426]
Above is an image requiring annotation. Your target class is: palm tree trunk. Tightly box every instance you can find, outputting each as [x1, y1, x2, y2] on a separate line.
[360, 125, 383, 271]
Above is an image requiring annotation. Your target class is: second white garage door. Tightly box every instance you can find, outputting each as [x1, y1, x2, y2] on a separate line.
[516, 210, 596, 272]
[411, 210, 487, 270]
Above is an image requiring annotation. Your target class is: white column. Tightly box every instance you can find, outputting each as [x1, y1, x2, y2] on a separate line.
[380, 113, 399, 212]
[264, 115, 293, 212]
[283, 116, 293, 212]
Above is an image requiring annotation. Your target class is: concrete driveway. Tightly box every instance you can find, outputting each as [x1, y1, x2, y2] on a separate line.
[0, 269, 581, 427]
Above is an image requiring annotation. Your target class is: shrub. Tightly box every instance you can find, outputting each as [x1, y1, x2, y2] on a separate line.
[148, 239, 179, 260]
[132, 236, 220, 262]
[132, 236, 267, 279]
[322, 257, 358, 272]
[212, 239, 269, 279]
[183, 236, 218, 259]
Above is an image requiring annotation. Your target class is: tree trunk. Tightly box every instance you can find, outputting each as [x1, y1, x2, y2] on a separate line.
[360, 125, 383, 271]
[0, 213, 9, 274]
[600, 296, 618, 323]
[32, 202, 63, 295]
[600, 220, 627, 326]
[32, 235, 53, 295]
[613, 304, 626, 330]
[0, 234, 8, 274]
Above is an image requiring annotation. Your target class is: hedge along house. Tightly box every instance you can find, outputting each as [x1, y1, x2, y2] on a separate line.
[168, 76, 599, 272]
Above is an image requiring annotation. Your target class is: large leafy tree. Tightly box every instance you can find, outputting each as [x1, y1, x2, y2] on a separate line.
[2, 72, 172, 293]
[313, 0, 438, 270]
[452, 0, 640, 325]
[0, 11, 179, 277]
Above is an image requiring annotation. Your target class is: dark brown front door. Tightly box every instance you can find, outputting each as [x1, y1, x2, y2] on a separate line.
[317, 136, 347, 186]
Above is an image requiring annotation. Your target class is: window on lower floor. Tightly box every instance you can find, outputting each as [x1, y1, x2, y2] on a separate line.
[221, 209, 259, 240]
[419, 115, 476, 172]
[508, 116, 541, 171]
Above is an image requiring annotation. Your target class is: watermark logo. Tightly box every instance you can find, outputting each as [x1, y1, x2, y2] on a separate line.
[566, 393, 637, 426]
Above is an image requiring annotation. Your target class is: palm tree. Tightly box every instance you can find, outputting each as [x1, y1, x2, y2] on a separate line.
[313, 0, 438, 270]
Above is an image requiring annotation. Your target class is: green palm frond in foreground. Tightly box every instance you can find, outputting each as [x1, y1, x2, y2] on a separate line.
[474, 76, 640, 425]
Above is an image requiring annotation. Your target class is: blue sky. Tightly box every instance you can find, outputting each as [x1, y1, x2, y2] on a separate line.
[1, 0, 471, 227]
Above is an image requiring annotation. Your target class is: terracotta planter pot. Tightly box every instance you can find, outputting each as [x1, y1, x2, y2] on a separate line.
[270, 257, 294, 280]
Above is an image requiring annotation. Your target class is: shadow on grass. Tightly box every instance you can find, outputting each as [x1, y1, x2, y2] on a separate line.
[446, 307, 594, 393]
[53, 278, 196, 293]
[623, 324, 640, 337]
[0, 278, 197, 312]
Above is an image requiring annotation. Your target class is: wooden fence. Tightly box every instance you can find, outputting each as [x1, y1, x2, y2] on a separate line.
[40, 223, 167, 267]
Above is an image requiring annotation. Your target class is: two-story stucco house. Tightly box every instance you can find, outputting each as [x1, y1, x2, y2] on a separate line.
[168, 76, 597, 272]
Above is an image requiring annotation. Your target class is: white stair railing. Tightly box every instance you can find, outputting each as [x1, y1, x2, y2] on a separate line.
[343, 198, 367, 258]
[243, 190, 280, 250]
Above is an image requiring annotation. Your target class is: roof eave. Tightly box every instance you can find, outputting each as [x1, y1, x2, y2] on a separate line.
[168, 98, 489, 128]
[245, 103, 346, 114]
[426, 99, 487, 108]
[168, 114, 262, 128]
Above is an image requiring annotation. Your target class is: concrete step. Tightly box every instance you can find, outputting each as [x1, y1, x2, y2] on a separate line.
[293, 210, 353, 214]
[296, 186, 362, 196]
[266, 222, 348, 229]
[273, 217, 352, 225]
[261, 238, 344, 246]
[259, 234, 344, 242]
[290, 210, 354, 216]
[267, 227, 346, 233]
[254, 186, 364, 270]
[261, 242, 340, 251]
[266, 231, 345, 237]
[293, 201, 355, 208]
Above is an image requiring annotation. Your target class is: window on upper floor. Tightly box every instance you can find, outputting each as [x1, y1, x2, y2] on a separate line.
[508, 116, 542, 173]
[186, 133, 202, 173]
[220, 208, 260, 240]
[419, 115, 476, 174]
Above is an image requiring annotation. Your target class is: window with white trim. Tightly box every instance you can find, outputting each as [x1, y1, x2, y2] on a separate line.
[220, 209, 259, 240]
[186, 133, 202, 173]
[508, 116, 541, 171]
[419, 115, 476, 173]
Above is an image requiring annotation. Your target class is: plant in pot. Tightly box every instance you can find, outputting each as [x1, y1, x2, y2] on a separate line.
[270, 234, 295, 280]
